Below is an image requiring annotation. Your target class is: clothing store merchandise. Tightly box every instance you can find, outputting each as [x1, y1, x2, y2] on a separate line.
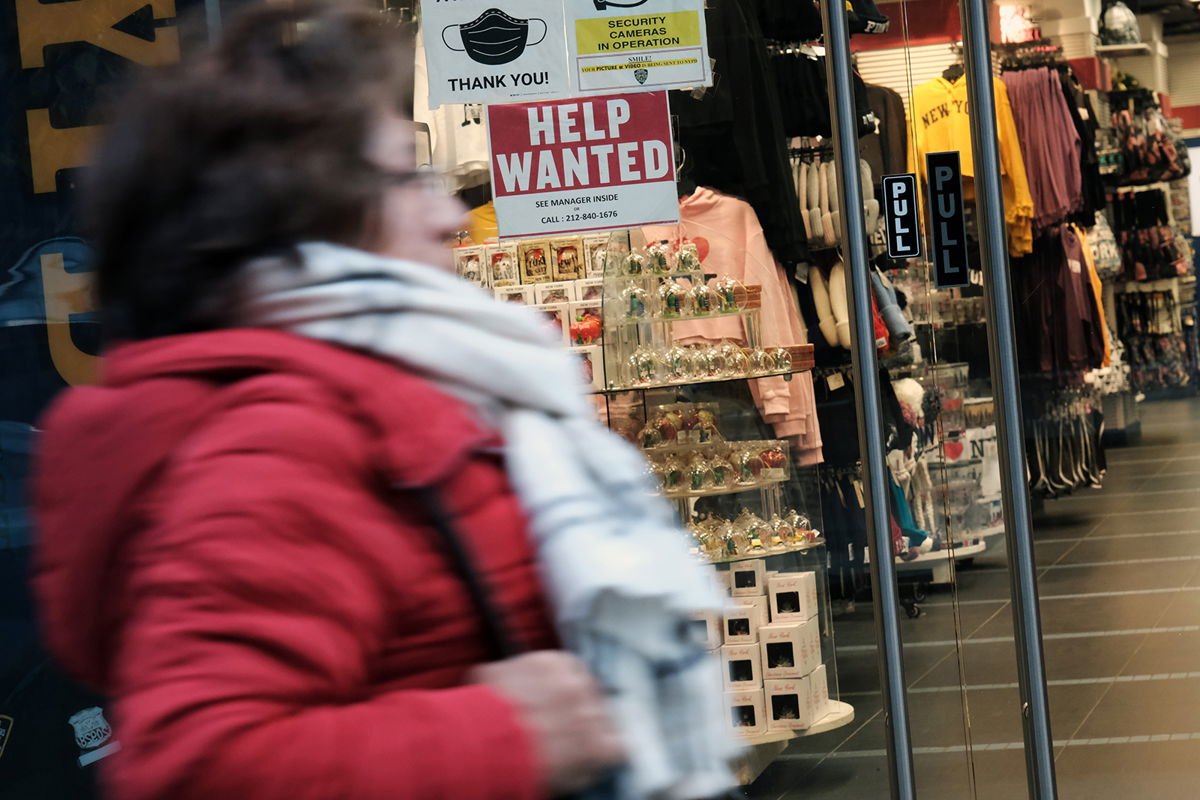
[1001, 67, 1082, 231]
[769, 48, 875, 140]
[1060, 69, 1108, 221]
[1011, 226, 1107, 380]
[413, 28, 490, 192]
[909, 74, 1035, 256]
[1088, 210, 1125, 281]
[672, 0, 808, 265]
[1116, 287, 1192, 392]
[468, 201, 499, 244]
[1076, 225, 1113, 367]
[861, 83, 908, 181]
[645, 189, 823, 463]
[1110, 189, 1192, 281]
[238, 243, 738, 800]
[1110, 90, 1192, 186]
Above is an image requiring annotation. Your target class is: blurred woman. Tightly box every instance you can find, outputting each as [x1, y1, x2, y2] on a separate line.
[31, 3, 628, 798]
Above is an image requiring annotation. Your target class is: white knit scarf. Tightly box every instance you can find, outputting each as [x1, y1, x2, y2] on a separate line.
[238, 242, 736, 800]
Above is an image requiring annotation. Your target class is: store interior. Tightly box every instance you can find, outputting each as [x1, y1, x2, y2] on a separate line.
[417, 0, 1200, 796]
[1, 0, 1199, 796]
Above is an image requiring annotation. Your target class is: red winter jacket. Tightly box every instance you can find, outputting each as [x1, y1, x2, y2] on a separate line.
[32, 329, 559, 800]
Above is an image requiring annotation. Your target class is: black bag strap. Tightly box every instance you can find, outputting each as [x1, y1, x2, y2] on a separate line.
[414, 486, 520, 661]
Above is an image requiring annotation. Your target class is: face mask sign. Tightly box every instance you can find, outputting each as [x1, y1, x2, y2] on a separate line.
[423, 1, 569, 107]
[443, 9, 548, 67]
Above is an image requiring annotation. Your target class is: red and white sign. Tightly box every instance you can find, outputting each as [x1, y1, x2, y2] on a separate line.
[487, 91, 680, 239]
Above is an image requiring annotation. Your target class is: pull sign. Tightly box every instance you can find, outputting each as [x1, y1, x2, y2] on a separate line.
[925, 151, 969, 288]
[881, 174, 921, 259]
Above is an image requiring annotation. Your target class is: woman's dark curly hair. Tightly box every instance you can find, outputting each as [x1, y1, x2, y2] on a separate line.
[82, 0, 414, 341]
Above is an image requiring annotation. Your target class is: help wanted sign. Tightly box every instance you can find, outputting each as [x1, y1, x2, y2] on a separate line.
[487, 91, 680, 239]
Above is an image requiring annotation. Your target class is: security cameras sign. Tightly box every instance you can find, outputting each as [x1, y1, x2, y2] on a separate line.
[487, 91, 680, 239]
[423, 1, 570, 107]
[569, 0, 711, 93]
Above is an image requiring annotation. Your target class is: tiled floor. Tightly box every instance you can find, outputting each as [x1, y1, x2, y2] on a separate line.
[744, 398, 1200, 799]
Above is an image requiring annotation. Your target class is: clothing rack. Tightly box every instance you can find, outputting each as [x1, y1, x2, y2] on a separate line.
[995, 38, 1064, 70]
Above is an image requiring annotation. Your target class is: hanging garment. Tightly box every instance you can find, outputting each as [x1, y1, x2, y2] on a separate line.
[413, 28, 491, 192]
[1001, 67, 1082, 230]
[909, 74, 1035, 256]
[862, 83, 908, 181]
[1075, 225, 1113, 367]
[644, 188, 823, 462]
[671, 0, 809, 264]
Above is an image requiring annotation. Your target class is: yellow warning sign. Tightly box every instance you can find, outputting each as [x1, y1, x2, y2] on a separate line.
[575, 11, 702, 56]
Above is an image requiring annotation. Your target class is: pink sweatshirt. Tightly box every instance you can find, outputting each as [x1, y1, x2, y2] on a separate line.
[645, 188, 823, 464]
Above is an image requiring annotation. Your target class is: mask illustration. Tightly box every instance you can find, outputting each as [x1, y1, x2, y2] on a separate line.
[443, 9, 547, 66]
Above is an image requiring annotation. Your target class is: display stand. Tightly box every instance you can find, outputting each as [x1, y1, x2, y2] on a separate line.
[585, 229, 852, 785]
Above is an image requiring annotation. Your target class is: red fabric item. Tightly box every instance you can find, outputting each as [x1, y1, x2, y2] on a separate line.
[33, 329, 558, 800]
[871, 296, 889, 350]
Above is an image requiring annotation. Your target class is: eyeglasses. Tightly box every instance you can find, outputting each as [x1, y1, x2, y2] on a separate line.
[377, 167, 450, 195]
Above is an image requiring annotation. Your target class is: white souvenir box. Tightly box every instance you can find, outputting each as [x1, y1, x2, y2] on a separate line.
[723, 596, 769, 645]
[725, 689, 766, 737]
[768, 572, 818, 620]
[720, 643, 762, 691]
[730, 560, 768, 598]
[765, 675, 815, 731]
[689, 610, 723, 651]
[759, 619, 820, 680]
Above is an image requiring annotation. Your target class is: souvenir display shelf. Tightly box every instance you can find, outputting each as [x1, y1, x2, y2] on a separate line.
[588, 229, 852, 771]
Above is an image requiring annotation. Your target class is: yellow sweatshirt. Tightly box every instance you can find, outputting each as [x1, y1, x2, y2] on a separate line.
[908, 75, 1035, 257]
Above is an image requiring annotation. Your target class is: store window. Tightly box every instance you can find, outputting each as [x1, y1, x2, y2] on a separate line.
[4, 0, 1199, 797]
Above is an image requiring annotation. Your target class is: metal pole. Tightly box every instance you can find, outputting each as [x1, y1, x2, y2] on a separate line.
[819, 3, 916, 798]
[957, 1, 1058, 797]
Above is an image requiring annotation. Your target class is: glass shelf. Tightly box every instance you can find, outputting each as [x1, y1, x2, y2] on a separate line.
[661, 473, 789, 499]
[614, 308, 756, 327]
[599, 365, 805, 394]
[701, 537, 826, 565]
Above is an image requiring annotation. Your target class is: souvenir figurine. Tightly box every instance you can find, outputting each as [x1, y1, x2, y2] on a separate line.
[768, 513, 794, 550]
[570, 312, 602, 346]
[677, 242, 702, 272]
[772, 347, 794, 372]
[749, 347, 776, 375]
[658, 281, 688, 318]
[639, 423, 663, 449]
[621, 285, 648, 319]
[518, 241, 552, 284]
[734, 448, 765, 485]
[696, 408, 721, 442]
[627, 346, 658, 386]
[741, 512, 769, 553]
[716, 276, 741, 312]
[760, 444, 787, 478]
[655, 409, 683, 443]
[688, 455, 713, 492]
[690, 283, 715, 315]
[722, 520, 745, 557]
[662, 346, 693, 383]
[625, 251, 646, 276]
[661, 456, 684, 491]
[709, 453, 733, 488]
[646, 241, 672, 274]
[550, 237, 583, 281]
[695, 346, 726, 379]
